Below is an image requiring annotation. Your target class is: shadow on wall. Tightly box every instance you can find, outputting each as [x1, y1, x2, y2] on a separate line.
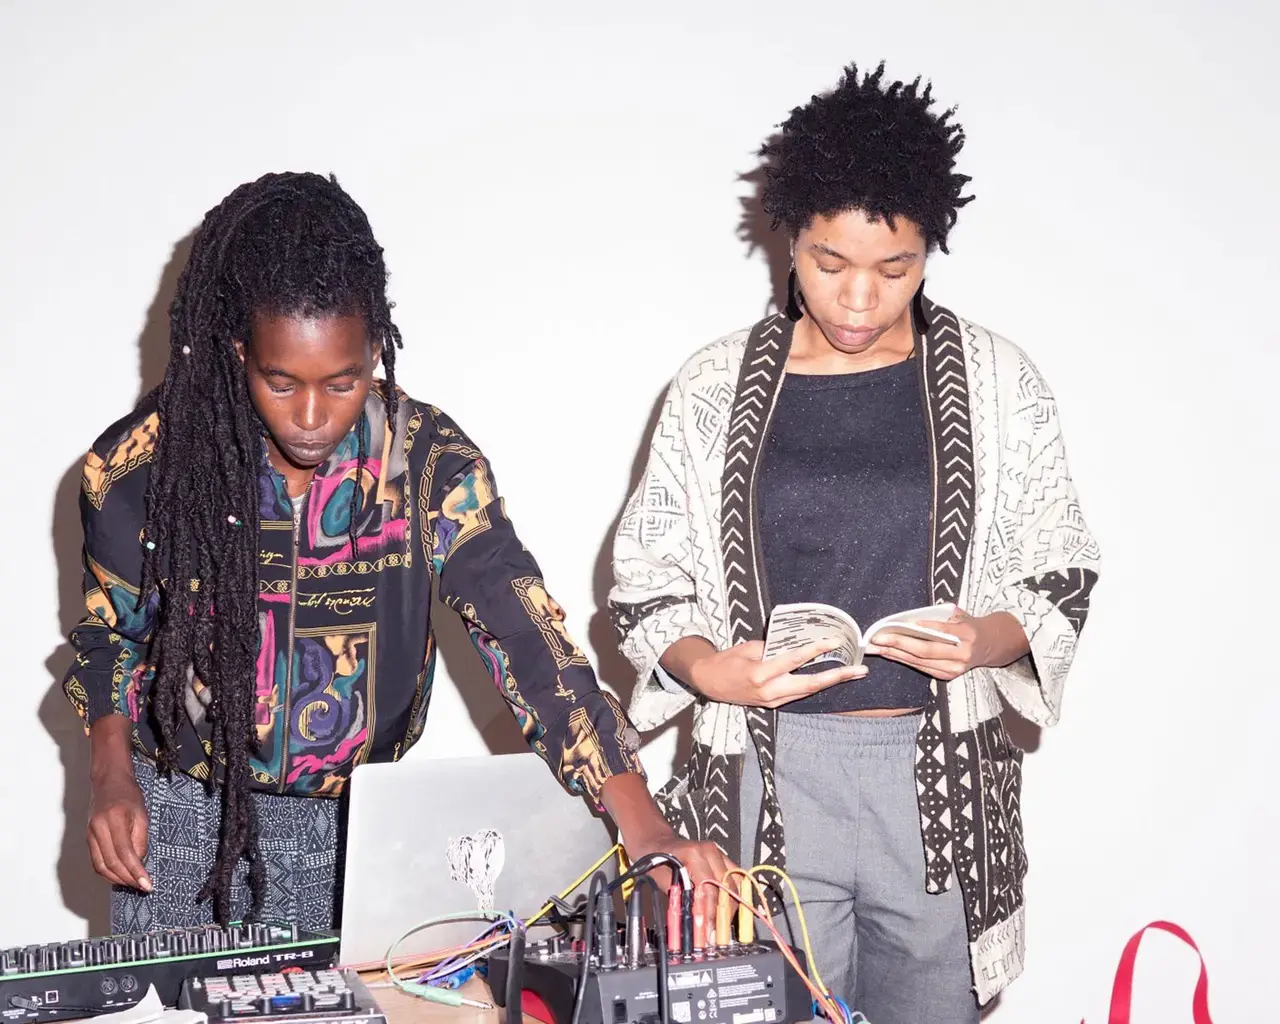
[430, 599, 531, 758]
[41, 231, 195, 935]
[577, 160, 799, 777]
[578, 164, 795, 789]
[737, 159, 791, 318]
[579, 160, 797, 777]
[587, 386, 695, 777]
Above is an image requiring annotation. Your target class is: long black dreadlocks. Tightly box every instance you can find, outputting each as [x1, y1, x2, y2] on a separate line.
[138, 171, 403, 924]
[760, 61, 975, 252]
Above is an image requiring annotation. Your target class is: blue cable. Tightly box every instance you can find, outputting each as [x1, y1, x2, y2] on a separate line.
[815, 994, 865, 1024]
[431, 964, 476, 990]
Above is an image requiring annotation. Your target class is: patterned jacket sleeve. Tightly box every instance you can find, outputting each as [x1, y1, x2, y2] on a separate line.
[607, 379, 716, 731]
[983, 358, 1102, 726]
[427, 409, 645, 806]
[63, 442, 159, 730]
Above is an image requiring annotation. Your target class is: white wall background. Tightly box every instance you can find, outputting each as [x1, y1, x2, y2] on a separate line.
[2, 1, 1276, 1019]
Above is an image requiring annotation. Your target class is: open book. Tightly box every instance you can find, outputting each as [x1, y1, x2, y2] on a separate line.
[762, 602, 961, 671]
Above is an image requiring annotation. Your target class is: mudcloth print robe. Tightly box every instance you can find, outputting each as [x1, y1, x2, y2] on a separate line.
[609, 297, 1100, 1003]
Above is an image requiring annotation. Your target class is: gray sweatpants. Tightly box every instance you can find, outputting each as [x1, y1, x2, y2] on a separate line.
[740, 712, 978, 1024]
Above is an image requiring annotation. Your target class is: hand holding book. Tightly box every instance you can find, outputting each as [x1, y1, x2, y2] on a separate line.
[762, 602, 960, 672]
[868, 608, 1031, 681]
[659, 635, 869, 709]
[762, 601, 1032, 681]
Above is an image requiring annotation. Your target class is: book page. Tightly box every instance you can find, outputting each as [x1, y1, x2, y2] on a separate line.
[763, 603, 863, 668]
[866, 603, 961, 646]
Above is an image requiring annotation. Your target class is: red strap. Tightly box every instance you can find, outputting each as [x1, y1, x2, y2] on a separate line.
[1097, 921, 1213, 1024]
[520, 990, 557, 1024]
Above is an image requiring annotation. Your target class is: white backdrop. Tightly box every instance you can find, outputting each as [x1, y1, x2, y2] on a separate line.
[2, 1, 1277, 1020]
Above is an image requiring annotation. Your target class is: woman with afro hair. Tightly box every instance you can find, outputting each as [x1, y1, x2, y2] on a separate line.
[610, 63, 1101, 1021]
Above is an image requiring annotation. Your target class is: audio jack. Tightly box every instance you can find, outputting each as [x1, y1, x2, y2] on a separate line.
[625, 888, 645, 967]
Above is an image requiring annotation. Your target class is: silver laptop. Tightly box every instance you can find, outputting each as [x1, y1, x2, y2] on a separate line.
[337, 752, 616, 966]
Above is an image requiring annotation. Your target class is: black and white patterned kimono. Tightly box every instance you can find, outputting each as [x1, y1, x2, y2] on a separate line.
[609, 298, 1101, 1004]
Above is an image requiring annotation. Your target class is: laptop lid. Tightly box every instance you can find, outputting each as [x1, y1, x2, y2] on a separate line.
[337, 752, 615, 967]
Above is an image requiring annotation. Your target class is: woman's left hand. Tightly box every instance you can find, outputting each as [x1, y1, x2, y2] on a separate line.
[599, 772, 737, 889]
[866, 610, 1030, 681]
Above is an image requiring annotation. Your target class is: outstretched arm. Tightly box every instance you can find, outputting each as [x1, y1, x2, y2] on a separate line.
[428, 413, 731, 883]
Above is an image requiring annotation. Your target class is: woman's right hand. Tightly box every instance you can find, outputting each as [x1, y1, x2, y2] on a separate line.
[87, 715, 152, 891]
[663, 636, 866, 709]
[88, 776, 152, 891]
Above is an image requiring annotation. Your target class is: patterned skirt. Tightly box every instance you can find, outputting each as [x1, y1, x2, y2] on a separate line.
[110, 752, 343, 934]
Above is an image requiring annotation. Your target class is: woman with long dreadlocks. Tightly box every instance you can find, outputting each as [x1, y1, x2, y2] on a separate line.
[64, 171, 727, 932]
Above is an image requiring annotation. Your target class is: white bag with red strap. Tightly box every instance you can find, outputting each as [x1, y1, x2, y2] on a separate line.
[1084, 921, 1213, 1023]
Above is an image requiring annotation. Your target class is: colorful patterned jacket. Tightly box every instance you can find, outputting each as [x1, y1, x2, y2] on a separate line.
[64, 385, 644, 802]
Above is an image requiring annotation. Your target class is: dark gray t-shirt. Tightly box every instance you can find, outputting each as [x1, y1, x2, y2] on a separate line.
[758, 358, 932, 713]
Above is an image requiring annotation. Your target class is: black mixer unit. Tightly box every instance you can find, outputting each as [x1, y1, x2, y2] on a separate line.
[488, 936, 812, 1024]
[0, 924, 338, 1022]
[178, 968, 386, 1024]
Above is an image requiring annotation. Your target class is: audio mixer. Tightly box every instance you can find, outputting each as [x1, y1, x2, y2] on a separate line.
[488, 935, 812, 1024]
[0, 924, 338, 1022]
[179, 968, 385, 1024]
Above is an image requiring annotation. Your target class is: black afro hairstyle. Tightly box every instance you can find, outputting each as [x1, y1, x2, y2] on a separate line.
[760, 61, 975, 253]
